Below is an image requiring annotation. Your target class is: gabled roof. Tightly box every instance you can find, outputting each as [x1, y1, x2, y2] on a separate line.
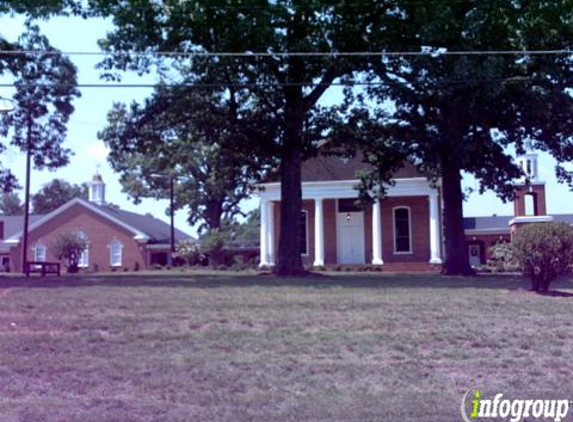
[3, 198, 193, 245]
[90, 203, 192, 244]
[1, 215, 44, 239]
[300, 154, 423, 182]
[262, 153, 425, 184]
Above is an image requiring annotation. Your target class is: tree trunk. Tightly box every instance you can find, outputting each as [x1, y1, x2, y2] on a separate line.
[441, 161, 475, 276]
[274, 97, 306, 276]
[530, 274, 540, 292]
[538, 275, 551, 294]
[206, 201, 225, 266]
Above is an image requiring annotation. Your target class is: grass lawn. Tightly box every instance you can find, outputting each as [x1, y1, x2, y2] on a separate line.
[0, 272, 572, 421]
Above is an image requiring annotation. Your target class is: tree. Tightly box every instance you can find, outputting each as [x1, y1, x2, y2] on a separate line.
[502, 2, 573, 187]
[0, 2, 80, 191]
[32, 179, 88, 214]
[51, 231, 88, 274]
[338, 1, 572, 275]
[0, 192, 24, 215]
[99, 84, 275, 238]
[232, 208, 260, 247]
[512, 222, 573, 294]
[0, 24, 80, 272]
[89, 0, 411, 276]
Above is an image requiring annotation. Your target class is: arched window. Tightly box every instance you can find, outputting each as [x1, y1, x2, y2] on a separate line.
[393, 207, 412, 254]
[77, 231, 89, 268]
[34, 243, 47, 262]
[110, 239, 123, 267]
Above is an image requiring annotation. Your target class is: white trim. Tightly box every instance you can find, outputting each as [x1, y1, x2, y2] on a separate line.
[509, 215, 554, 226]
[257, 178, 439, 201]
[428, 192, 443, 264]
[146, 243, 175, 250]
[5, 198, 150, 243]
[393, 206, 413, 254]
[301, 210, 309, 257]
[464, 228, 511, 235]
[313, 198, 325, 267]
[372, 198, 383, 265]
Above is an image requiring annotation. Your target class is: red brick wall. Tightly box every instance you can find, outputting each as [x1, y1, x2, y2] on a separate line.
[364, 204, 373, 264]
[465, 233, 511, 263]
[380, 196, 431, 263]
[9, 203, 147, 273]
[324, 199, 337, 264]
[513, 184, 547, 216]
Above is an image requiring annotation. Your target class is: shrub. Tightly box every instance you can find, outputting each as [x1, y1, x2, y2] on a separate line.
[174, 240, 205, 266]
[51, 231, 88, 274]
[488, 242, 519, 273]
[512, 222, 573, 293]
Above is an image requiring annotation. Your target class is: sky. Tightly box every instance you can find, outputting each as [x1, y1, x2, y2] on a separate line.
[1, 14, 573, 238]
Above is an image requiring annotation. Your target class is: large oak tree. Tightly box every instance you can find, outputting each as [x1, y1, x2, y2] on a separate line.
[346, 1, 573, 275]
[87, 0, 413, 276]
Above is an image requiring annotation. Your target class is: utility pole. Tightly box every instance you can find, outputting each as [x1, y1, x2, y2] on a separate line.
[170, 175, 175, 256]
[21, 122, 32, 275]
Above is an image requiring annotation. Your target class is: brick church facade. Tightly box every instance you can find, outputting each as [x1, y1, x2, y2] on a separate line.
[258, 145, 573, 270]
[0, 174, 192, 273]
[257, 155, 443, 271]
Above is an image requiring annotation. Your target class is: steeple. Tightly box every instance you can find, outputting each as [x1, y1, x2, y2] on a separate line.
[517, 139, 539, 182]
[512, 140, 547, 219]
[89, 169, 106, 206]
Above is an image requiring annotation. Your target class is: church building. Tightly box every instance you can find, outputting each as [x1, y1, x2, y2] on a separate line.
[0, 173, 192, 273]
[257, 145, 573, 271]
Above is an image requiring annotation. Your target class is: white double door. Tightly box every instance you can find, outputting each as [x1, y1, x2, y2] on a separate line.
[337, 211, 365, 264]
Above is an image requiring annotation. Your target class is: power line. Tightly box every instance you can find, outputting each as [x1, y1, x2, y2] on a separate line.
[0, 78, 540, 89]
[0, 49, 571, 58]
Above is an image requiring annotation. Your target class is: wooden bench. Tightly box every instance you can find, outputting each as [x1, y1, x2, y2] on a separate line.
[25, 262, 61, 277]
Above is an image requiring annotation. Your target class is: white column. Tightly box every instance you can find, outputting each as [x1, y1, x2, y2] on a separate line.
[259, 200, 271, 267]
[313, 198, 325, 267]
[372, 198, 384, 265]
[268, 201, 275, 265]
[429, 191, 443, 264]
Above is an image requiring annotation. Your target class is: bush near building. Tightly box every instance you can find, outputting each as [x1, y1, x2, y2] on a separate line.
[512, 222, 573, 293]
[51, 231, 88, 274]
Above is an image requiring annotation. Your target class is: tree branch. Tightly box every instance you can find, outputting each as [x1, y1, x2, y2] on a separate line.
[302, 67, 340, 111]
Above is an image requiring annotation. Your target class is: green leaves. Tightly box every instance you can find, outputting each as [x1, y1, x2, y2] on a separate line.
[99, 83, 276, 232]
[0, 24, 80, 184]
[31, 179, 88, 214]
[513, 222, 573, 292]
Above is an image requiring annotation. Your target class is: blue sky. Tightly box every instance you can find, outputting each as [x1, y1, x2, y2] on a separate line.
[1, 14, 573, 238]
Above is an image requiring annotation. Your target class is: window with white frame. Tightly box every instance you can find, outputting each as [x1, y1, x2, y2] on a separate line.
[77, 231, 89, 267]
[393, 207, 412, 253]
[34, 243, 47, 262]
[110, 239, 123, 267]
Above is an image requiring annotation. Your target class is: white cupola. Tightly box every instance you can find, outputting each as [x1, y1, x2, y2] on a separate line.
[89, 171, 106, 206]
[517, 140, 539, 182]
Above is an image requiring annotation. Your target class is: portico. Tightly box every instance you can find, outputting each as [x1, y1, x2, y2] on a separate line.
[257, 178, 443, 268]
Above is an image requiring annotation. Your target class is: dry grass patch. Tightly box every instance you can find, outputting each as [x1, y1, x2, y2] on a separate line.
[0, 273, 572, 421]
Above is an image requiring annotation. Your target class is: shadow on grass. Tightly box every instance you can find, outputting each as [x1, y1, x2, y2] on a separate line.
[1, 271, 569, 293]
